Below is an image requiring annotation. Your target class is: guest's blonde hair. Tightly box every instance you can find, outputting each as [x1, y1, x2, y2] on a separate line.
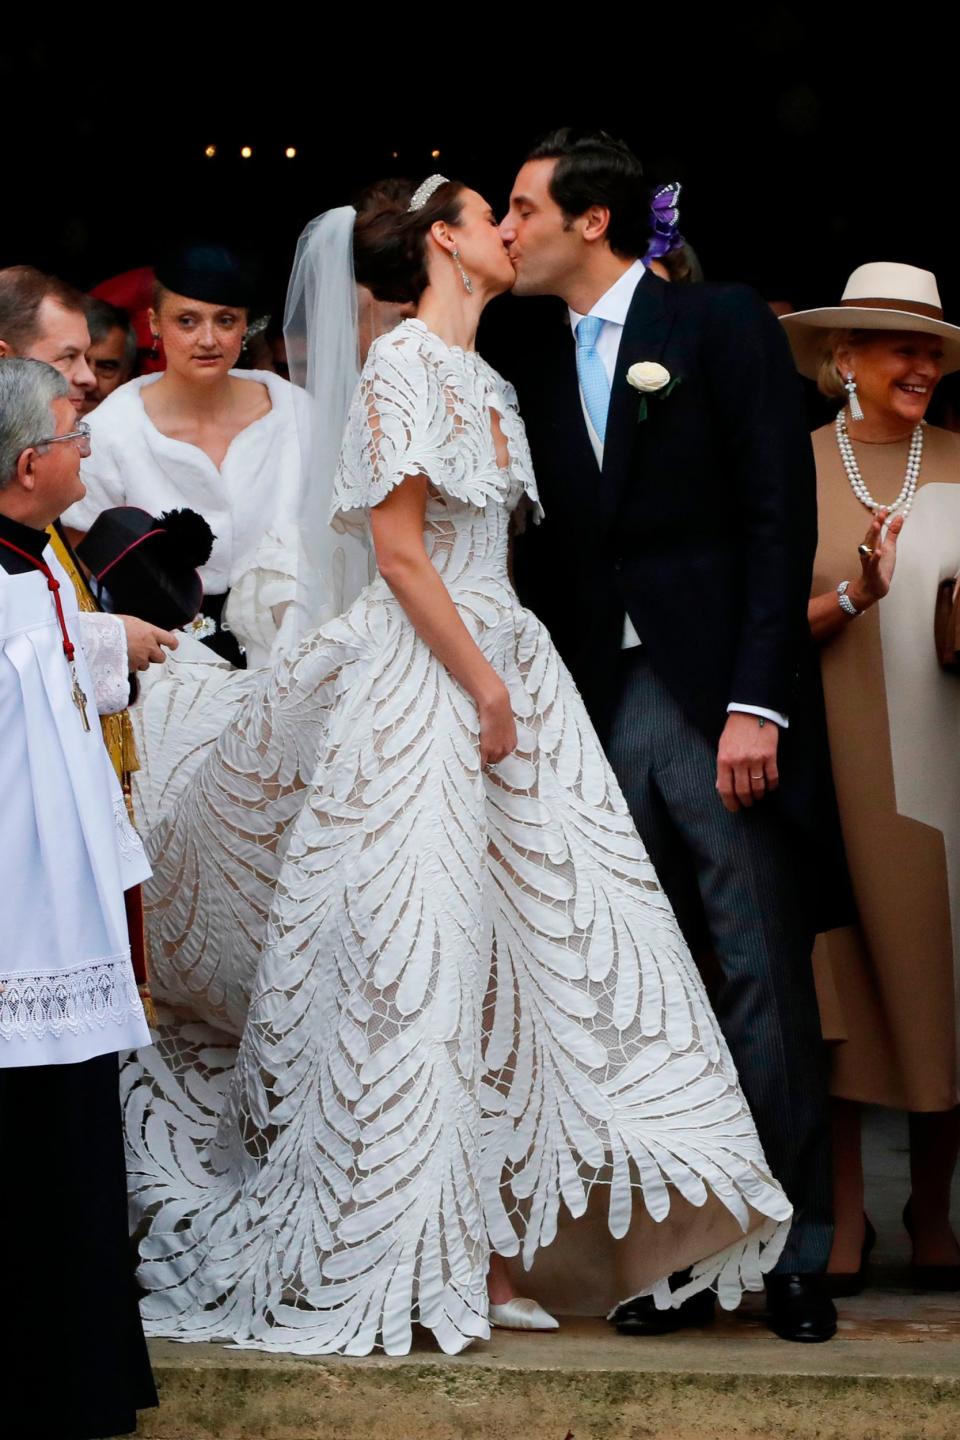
[817, 328, 866, 399]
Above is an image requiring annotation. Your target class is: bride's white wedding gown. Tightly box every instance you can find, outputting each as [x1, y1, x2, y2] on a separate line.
[124, 319, 791, 1356]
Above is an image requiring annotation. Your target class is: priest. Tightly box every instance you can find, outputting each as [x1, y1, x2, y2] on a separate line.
[0, 359, 158, 1439]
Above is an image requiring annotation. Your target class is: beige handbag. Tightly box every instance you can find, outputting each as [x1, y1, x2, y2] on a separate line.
[935, 576, 960, 672]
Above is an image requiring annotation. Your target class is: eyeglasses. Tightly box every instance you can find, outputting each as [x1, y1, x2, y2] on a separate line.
[36, 422, 92, 458]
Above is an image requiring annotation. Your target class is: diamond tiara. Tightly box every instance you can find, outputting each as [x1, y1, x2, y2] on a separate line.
[408, 174, 450, 212]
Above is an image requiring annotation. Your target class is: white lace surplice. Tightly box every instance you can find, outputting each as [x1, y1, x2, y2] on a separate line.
[125, 319, 791, 1356]
[1, 557, 150, 1068]
[77, 611, 130, 715]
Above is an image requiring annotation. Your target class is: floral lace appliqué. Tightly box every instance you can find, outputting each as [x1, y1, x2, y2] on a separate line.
[333, 319, 542, 525]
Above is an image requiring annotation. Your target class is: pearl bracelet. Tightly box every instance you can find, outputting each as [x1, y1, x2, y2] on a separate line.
[837, 579, 861, 618]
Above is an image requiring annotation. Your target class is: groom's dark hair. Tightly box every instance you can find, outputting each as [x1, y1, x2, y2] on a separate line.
[525, 128, 651, 260]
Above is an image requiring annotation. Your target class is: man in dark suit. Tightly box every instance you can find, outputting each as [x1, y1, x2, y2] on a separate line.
[498, 129, 835, 1343]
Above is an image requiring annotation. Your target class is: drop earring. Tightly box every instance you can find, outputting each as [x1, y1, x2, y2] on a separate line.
[451, 248, 473, 295]
[845, 372, 864, 422]
[149, 331, 162, 362]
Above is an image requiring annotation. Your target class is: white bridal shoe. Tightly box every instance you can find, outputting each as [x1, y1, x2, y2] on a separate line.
[488, 1298, 560, 1331]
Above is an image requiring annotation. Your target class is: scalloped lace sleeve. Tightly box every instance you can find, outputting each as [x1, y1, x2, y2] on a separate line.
[331, 324, 541, 525]
[332, 331, 451, 521]
[77, 612, 129, 715]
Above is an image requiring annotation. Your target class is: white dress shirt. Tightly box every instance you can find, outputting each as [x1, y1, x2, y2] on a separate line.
[568, 262, 788, 728]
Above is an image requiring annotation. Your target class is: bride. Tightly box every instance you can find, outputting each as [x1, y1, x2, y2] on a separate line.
[124, 177, 792, 1357]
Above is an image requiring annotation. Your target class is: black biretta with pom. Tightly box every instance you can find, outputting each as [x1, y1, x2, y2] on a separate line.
[76, 506, 215, 631]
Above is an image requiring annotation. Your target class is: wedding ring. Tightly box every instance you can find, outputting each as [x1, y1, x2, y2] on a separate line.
[858, 543, 874, 557]
[750, 772, 765, 781]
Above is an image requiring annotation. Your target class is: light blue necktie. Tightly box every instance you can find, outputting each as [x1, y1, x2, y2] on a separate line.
[575, 314, 610, 445]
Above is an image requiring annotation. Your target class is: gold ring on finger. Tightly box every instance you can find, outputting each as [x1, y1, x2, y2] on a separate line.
[858, 543, 874, 557]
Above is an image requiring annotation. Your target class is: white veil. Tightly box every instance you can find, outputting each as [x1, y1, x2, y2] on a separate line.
[284, 205, 374, 635]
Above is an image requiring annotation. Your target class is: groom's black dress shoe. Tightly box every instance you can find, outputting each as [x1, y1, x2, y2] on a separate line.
[611, 1287, 716, 1336]
[765, 1274, 837, 1343]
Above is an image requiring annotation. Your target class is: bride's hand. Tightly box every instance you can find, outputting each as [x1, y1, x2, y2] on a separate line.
[478, 683, 518, 767]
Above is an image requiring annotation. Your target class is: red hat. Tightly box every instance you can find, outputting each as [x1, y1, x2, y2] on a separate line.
[90, 266, 162, 372]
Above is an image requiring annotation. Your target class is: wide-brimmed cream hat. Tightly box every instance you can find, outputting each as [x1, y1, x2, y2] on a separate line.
[780, 262, 960, 378]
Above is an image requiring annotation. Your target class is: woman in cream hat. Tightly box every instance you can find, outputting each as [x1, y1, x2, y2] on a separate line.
[782, 263, 960, 1293]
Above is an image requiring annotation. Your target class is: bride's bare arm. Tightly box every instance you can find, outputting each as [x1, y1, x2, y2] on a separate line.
[370, 475, 517, 764]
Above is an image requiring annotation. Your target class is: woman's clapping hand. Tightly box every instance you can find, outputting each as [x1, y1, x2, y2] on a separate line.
[851, 506, 905, 610]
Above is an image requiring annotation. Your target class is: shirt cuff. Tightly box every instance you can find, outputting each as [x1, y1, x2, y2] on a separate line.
[727, 702, 789, 730]
[621, 613, 642, 649]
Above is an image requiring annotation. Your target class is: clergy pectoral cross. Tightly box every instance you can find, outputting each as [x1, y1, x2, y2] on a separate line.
[0, 540, 93, 733]
[70, 664, 91, 732]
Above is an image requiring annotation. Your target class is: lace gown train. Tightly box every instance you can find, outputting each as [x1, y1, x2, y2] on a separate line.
[124, 320, 791, 1356]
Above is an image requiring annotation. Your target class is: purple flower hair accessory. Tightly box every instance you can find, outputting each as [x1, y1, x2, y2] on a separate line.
[644, 182, 685, 262]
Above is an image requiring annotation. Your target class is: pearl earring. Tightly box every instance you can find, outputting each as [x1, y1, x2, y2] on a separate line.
[845, 372, 864, 422]
[451, 248, 473, 295]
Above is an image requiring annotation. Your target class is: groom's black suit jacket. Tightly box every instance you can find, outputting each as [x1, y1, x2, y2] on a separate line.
[497, 271, 836, 845]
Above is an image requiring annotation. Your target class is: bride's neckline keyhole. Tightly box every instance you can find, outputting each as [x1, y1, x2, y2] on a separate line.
[489, 407, 510, 473]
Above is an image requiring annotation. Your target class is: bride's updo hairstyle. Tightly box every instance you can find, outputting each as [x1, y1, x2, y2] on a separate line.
[353, 178, 467, 305]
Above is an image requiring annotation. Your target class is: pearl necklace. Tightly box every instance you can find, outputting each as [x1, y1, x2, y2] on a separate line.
[835, 410, 924, 519]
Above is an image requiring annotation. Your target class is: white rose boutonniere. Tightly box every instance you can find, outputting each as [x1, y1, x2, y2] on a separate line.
[627, 361, 671, 392]
[626, 361, 681, 420]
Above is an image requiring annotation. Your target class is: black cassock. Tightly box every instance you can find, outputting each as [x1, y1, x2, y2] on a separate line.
[0, 1054, 158, 1440]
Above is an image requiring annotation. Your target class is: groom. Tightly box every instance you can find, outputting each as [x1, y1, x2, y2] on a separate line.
[498, 129, 835, 1343]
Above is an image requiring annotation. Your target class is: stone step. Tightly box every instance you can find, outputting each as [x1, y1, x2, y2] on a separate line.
[140, 1295, 960, 1440]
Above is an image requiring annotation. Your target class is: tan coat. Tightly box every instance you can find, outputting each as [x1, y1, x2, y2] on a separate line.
[811, 421, 960, 1111]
